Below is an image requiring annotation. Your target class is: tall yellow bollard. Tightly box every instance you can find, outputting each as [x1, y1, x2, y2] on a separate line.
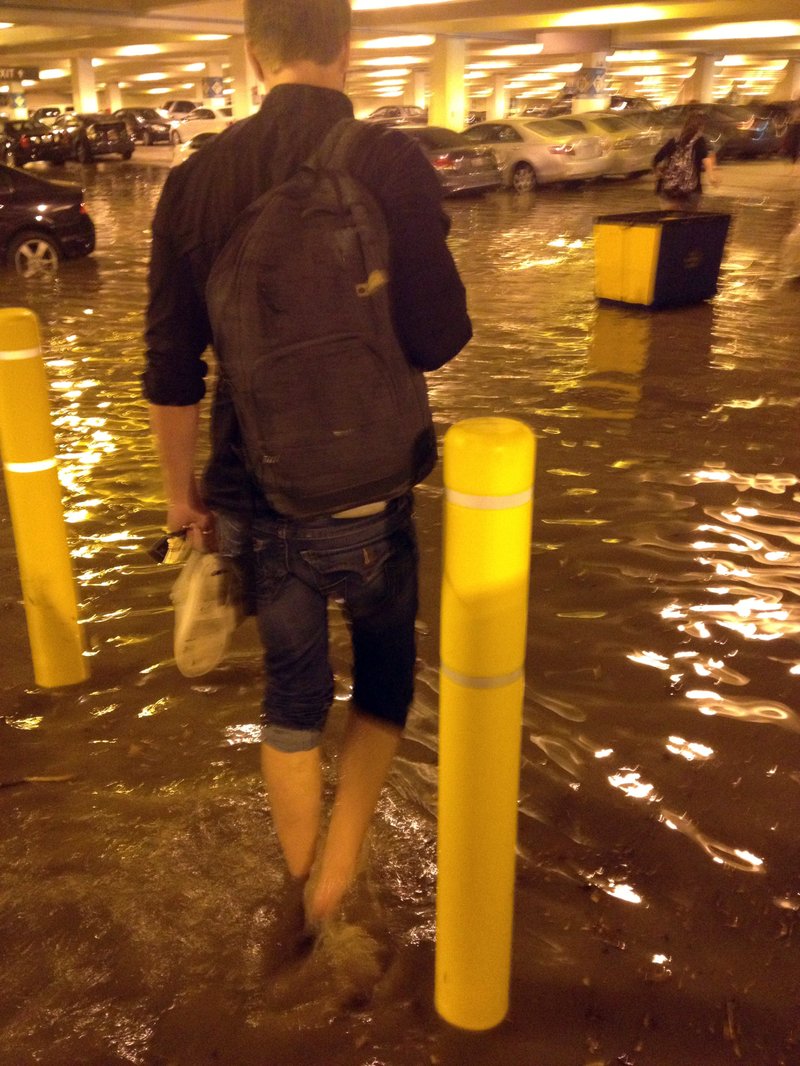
[0, 308, 88, 687]
[436, 416, 535, 1031]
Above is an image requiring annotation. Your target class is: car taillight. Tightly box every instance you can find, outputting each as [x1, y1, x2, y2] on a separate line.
[736, 117, 754, 130]
[432, 153, 458, 170]
[20, 134, 30, 148]
[79, 203, 88, 215]
[548, 143, 575, 155]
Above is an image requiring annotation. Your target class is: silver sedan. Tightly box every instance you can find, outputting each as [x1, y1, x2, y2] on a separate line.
[461, 117, 610, 193]
[555, 112, 660, 177]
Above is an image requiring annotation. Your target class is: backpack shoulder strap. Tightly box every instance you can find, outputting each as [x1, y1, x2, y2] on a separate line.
[311, 117, 380, 173]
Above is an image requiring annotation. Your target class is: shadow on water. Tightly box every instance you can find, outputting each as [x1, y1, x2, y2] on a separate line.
[1, 161, 799, 1064]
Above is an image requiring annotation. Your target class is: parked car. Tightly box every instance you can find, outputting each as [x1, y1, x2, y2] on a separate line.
[2, 119, 69, 167]
[159, 99, 200, 120]
[31, 106, 62, 126]
[112, 107, 172, 145]
[554, 112, 658, 176]
[519, 93, 655, 119]
[170, 106, 233, 145]
[401, 125, 501, 196]
[364, 105, 427, 127]
[461, 117, 609, 192]
[0, 163, 95, 277]
[50, 112, 135, 163]
[655, 103, 783, 159]
[750, 100, 793, 139]
[170, 131, 219, 166]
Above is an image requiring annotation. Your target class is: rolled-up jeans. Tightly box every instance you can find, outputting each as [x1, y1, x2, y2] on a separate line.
[216, 494, 418, 752]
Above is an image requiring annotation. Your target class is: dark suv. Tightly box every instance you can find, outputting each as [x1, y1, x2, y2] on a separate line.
[364, 105, 427, 127]
[112, 108, 171, 145]
[51, 113, 135, 164]
[656, 103, 783, 159]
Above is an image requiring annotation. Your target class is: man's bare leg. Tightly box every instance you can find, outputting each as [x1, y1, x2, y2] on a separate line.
[260, 743, 322, 880]
[305, 709, 401, 927]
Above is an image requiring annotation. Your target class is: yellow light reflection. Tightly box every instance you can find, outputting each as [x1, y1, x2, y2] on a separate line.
[666, 736, 714, 761]
[608, 770, 657, 801]
[687, 20, 800, 40]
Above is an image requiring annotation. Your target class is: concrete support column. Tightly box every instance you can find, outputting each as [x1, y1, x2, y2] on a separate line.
[429, 36, 466, 132]
[687, 54, 716, 103]
[787, 59, 800, 101]
[203, 61, 226, 109]
[228, 36, 261, 119]
[71, 56, 97, 113]
[573, 52, 610, 113]
[404, 70, 426, 110]
[105, 82, 123, 112]
[489, 75, 507, 120]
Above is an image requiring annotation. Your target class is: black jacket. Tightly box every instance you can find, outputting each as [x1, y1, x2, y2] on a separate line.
[143, 83, 472, 516]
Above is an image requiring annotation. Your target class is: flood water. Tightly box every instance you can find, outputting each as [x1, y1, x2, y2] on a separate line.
[1, 154, 799, 1066]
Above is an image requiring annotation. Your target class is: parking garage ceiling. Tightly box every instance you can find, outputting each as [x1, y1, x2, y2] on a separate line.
[1, 0, 799, 104]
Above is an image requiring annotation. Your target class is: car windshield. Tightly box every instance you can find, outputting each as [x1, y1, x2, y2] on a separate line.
[524, 119, 582, 138]
[585, 115, 634, 133]
[138, 109, 163, 120]
[406, 127, 468, 149]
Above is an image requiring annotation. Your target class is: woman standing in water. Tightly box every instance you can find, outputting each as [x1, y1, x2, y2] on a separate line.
[654, 110, 719, 207]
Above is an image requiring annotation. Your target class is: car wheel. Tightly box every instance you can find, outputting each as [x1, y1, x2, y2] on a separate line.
[171, 130, 181, 146]
[143, 129, 153, 146]
[7, 231, 60, 278]
[511, 162, 536, 194]
[121, 150, 133, 160]
[76, 139, 93, 164]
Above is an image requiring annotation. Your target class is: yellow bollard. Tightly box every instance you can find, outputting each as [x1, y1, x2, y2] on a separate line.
[0, 308, 88, 687]
[436, 416, 535, 1031]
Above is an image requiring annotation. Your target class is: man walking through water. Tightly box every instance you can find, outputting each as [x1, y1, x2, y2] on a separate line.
[143, 0, 471, 932]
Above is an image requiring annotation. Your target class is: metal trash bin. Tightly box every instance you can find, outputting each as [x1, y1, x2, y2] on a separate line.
[593, 210, 731, 309]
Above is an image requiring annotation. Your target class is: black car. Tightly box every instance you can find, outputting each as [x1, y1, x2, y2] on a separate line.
[364, 105, 428, 127]
[112, 107, 172, 145]
[0, 163, 95, 277]
[401, 125, 501, 196]
[50, 112, 135, 164]
[656, 103, 783, 159]
[2, 119, 69, 167]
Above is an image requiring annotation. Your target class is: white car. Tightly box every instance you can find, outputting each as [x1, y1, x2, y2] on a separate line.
[170, 131, 219, 166]
[555, 112, 659, 177]
[170, 106, 232, 146]
[461, 117, 610, 193]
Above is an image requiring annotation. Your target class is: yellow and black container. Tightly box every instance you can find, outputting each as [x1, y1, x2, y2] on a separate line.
[594, 210, 731, 308]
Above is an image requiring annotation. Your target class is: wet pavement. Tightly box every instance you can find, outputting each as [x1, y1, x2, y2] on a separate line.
[0, 150, 799, 1066]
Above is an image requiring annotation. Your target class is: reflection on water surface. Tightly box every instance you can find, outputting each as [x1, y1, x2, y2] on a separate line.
[0, 159, 799, 1065]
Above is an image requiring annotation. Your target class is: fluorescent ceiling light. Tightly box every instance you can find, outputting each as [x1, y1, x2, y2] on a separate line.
[366, 68, 411, 78]
[183, 63, 206, 72]
[489, 44, 544, 56]
[0, 22, 14, 29]
[357, 55, 426, 65]
[465, 71, 489, 80]
[180, 83, 196, 89]
[39, 68, 68, 79]
[607, 50, 661, 62]
[145, 87, 170, 94]
[194, 34, 230, 40]
[687, 20, 800, 40]
[553, 6, 667, 27]
[466, 61, 514, 70]
[135, 72, 169, 82]
[117, 44, 161, 56]
[21, 79, 36, 86]
[91, 58, 105, 67]
[716, 55, 789, 68]
[354, 35, 434, 49]
[353, 0, 457, 9]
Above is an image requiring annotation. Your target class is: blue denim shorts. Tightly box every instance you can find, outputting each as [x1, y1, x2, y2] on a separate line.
[217, 495, 418, 752]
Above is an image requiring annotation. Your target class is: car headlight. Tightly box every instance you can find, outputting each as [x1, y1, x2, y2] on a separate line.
[548, 143, 575, 155]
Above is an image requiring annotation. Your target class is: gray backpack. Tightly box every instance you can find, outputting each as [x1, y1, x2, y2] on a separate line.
[660, 134, 700, 197]
[205, 118, 436, 518]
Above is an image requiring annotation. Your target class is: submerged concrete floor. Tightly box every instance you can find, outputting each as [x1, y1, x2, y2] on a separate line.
[0, 153, 799, 1066]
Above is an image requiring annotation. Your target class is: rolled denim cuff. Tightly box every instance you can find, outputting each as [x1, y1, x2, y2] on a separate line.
[261, 723, 323, 753]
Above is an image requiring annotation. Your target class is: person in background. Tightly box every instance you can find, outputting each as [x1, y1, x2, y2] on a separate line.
[654, 110, 719, 207]
[143, 0, 471, 934]
[783, 99, 800, 164]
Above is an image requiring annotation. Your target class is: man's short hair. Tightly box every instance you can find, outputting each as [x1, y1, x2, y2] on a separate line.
[245, 0, 351, 71]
